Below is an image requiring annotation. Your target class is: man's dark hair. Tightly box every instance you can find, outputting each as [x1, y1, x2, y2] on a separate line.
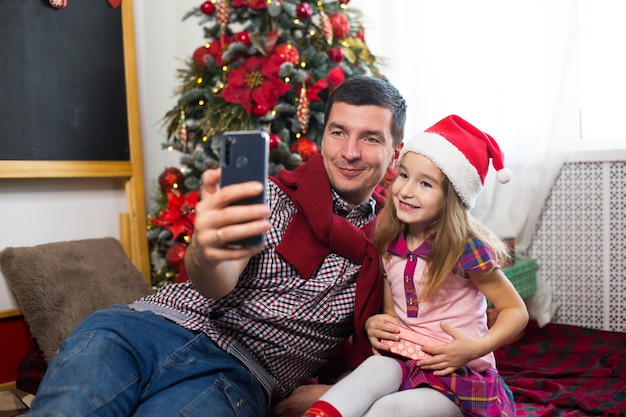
[324, 76, 407, 146]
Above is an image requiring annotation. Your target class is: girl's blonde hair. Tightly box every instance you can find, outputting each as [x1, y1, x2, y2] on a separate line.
[373, 158, 510, 301]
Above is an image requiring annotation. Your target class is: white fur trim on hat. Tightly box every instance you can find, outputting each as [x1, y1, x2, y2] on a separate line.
[400, 132, 483, 209]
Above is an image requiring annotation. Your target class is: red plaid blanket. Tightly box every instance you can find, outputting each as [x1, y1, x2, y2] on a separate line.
[495, 321, 626, 416]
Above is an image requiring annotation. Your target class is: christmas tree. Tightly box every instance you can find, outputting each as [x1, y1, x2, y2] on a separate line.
[147, 0, 385, 288]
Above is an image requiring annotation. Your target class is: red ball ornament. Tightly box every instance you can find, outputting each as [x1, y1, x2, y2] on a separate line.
[338, 0, 350, 4]
[274, 43, 300, 65]
[252, 102, 271, 117]
[192, 45, 210, 66]
[290, 137, 319, 161]
[296, 2, 314, 19]
[233, 31, 251, 46]
[328, 46, 344, 63]
[200, 1, 216, 15]
[158, 167, 184, 191]
[329, 13, 350, 39]
[165, 243, 187, 272]
[269, 133, 281, 151]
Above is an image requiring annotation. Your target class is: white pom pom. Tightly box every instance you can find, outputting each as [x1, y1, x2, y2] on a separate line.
[496, 168, 512, 184]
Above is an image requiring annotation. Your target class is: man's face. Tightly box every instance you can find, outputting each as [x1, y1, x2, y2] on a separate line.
[321, 102, 401, 209]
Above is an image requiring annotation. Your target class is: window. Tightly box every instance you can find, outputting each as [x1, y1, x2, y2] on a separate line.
[578, 0, 626, 141]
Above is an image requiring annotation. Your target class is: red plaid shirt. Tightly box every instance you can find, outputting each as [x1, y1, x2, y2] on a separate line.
[132, 180, 376, 401]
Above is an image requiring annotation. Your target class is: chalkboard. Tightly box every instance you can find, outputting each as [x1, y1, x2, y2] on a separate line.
[0, 0, 150, 282]
[0, 0, 129, 161]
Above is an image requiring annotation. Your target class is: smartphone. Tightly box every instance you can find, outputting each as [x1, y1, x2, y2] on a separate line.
[219, 130, 269, 247]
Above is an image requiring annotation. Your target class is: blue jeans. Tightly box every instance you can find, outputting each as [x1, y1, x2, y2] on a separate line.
[27, 305, 269, 417]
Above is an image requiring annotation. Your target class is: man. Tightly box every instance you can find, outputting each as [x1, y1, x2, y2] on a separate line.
[27, 76, 407, 417]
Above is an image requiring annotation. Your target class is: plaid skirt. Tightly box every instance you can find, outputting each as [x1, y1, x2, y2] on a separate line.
[398, 360, 516, 417]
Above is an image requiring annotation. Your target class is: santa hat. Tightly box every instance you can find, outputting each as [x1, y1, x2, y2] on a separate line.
[399, 115, 511, 209]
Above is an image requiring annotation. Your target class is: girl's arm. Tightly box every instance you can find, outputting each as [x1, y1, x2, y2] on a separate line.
[470, 267, 530, 351]
[419, 268, 528, 375]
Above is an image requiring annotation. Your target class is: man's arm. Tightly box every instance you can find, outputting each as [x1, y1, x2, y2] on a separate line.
[185, 168, 271, 299]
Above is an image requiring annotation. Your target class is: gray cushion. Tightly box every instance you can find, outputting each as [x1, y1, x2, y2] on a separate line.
[0, 237, 153, 361]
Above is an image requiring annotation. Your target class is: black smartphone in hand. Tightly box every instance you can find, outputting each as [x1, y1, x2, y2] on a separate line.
[219, 130, 269, 247]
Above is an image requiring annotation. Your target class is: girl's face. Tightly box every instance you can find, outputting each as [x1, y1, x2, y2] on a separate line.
[391, 152, 445, 229]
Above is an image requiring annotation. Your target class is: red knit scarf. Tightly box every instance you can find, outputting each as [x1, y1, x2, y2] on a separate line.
[270, 154, 384, 368]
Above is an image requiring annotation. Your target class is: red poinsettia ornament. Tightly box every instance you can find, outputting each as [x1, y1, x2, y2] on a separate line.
[151, 190, 199, 240]
[221, 55, 292, 115]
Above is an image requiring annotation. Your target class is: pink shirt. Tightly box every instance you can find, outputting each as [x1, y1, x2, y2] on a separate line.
[385, 235, 497, 371]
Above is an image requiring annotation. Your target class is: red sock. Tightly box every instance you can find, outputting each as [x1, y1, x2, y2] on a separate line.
[303, 400, 342, 417]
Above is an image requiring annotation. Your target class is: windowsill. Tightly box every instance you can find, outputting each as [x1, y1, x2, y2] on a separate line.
[566, 140, 626, 162]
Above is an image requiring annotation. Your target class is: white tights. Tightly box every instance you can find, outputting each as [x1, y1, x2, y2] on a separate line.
[319, 355, 464, 417]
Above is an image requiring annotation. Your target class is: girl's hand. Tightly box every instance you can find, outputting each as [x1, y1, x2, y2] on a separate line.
[365, 314, 400, 354]
[418, 322, 483, 376]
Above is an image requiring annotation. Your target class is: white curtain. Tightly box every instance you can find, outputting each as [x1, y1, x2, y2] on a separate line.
[359, 0, 581, 324]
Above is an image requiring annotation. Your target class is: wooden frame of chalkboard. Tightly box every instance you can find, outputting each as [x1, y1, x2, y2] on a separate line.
[0, 0, 150, 282]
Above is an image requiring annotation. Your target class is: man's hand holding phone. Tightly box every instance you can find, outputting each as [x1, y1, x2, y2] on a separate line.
[218, 130, 270, 247]
[185, 131, 271, 299]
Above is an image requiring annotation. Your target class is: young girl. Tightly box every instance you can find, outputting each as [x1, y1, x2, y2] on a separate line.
[303, 115, 529, 417]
